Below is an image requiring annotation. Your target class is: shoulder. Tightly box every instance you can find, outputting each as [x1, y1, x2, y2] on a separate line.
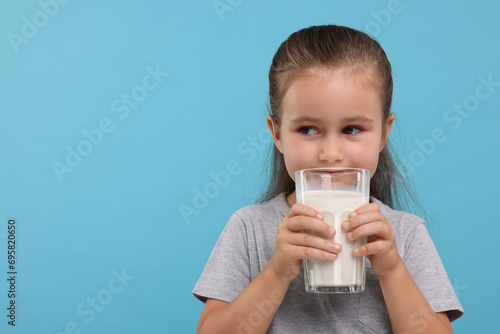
[230, 193, 289, 226]
[370, 197, 425, 231]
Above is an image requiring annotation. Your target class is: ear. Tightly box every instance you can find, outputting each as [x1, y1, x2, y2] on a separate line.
[380, 113, 395, 152]
[266, 115, 283, 153]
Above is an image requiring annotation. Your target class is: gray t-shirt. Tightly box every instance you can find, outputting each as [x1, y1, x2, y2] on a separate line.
[193, 193, 464, 333]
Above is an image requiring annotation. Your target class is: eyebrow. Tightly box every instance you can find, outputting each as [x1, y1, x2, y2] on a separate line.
[289, 115, 375, 124]
[289, 116, 322, 124]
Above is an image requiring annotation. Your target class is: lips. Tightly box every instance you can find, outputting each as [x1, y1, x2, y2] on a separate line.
[311, 168, 352, 174]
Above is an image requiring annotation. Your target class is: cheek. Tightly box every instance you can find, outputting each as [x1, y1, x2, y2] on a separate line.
[286, 139, 316, 160]
[282, 138, 314, 178]
[283, 135, 307, 155]
[365, 146, 382, 176]
[282, 147, 304, 168]
[350, 140, 380, 165]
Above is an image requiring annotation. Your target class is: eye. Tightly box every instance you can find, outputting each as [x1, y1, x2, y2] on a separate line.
[299, 126, 318, 135]
[343, 126, 362, 135]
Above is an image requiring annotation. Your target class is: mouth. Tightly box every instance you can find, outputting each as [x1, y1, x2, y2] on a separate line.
[318, 169, 345, 174]
[299, 167, 364, 177]
[308, 167, 351, 173]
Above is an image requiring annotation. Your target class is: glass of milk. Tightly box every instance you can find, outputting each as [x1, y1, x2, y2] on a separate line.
[295, 168, 370, 293]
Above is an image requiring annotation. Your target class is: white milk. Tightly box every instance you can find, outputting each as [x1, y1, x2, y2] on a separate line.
[302, 190, 367, 288]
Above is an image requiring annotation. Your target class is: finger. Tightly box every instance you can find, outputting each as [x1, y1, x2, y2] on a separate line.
[287, 203, 323, 220]
[287, 215, 335, 238]
[352, 240, 389, 256]
[342, 210, 386, 231]
[288, 232, 342, 254]
[286, 244, 339, 261]
[346, 221, 392, 242]
[348, 203, 380, 218]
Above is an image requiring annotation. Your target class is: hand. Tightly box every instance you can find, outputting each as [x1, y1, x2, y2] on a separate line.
[342, 203, 403, 278]
[269, 203, 343, 283]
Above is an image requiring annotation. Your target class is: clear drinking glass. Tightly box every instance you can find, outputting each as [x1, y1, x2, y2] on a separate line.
[295, 168, 370, 293]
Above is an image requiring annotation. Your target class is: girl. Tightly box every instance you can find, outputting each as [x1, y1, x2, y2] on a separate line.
[193, 25, 463, 333]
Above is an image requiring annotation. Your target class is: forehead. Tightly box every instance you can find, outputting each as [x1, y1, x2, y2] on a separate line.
[282, 70, 383, 122]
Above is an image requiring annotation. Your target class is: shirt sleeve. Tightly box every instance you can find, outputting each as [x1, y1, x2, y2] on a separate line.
[404, 222, 464, 321]
[192, 212, 251, 304]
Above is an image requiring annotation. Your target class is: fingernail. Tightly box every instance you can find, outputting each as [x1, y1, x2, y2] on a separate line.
[342, 221, 350, 230]
[349, 211, 357, 218]
[353, 248, 360, 255]
[331, 243, 341, 252]
[317, 213, 323, 220]
[330, 253, 338, 260]
[328, 227, 335, 236]
[347, 232, 352, 240]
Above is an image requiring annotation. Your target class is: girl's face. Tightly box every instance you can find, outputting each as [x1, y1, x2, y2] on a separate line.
[267, 70, 395, 183]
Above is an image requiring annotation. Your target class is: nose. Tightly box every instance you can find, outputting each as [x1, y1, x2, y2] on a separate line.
[318, 136, 344, 164]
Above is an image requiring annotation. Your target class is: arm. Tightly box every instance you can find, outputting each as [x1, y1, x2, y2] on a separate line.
[196, 263, 288, 334]
[197, 204, 341, 334]
[343, 203, 453, 334]
[378, 261, 453, 333]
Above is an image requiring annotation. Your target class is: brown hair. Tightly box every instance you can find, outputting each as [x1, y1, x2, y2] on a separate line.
[259, 24, 422, 213]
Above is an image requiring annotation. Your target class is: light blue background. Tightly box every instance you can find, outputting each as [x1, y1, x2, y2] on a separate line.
[0, 0, 498, 333]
